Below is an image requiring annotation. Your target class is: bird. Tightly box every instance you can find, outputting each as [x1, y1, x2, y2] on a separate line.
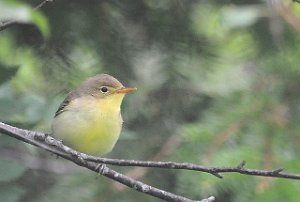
[51, 74, 137, 155]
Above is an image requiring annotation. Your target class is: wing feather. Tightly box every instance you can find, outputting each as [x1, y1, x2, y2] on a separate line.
[54, 91, 80, 117]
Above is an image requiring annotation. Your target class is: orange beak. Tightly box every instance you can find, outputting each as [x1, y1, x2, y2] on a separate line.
[115, 87, 137, 94]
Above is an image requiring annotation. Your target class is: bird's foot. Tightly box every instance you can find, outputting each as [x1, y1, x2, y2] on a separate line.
[96, 163, 108, 175]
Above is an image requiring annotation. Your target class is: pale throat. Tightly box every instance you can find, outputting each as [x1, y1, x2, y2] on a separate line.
[96, 93, 125, 113]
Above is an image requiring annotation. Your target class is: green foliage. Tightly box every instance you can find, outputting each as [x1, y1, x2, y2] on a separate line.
[40, 173, 103, 202]
[0, 159, 27, 182]
[30, 10, 50, 38]
[0, 64, 18, 85]
[0, 185, 25, 202]
[0, 0, 49, 37]
[1, 0, 300, 202]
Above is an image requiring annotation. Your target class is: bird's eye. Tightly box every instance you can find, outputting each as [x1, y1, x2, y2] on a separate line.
[100, 86, 108, 93]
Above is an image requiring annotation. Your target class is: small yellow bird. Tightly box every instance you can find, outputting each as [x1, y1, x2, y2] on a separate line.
[51, 74, 137, 155]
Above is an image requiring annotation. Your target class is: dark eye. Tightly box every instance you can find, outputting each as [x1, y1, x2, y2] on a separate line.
[100, 86, 108, 93]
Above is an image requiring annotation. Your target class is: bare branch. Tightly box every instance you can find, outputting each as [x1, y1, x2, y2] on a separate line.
[85, 156, 300, 180]
[35, 0, 54, 10]
[0, 122, 214, 202]
[1, 122, 300, 200]
[0, 0, 54, 32]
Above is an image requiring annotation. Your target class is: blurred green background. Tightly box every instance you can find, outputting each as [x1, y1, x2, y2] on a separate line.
[1, 0, 300, 201]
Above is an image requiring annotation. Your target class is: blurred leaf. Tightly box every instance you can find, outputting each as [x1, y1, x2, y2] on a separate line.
[212, 146, 259, 167]
[221, 5, 264, 28]
[0, 135, 19, 147]
[0, 1, 31, 22]
[0, 64, 19, 85]
[0, 159, 27, 182]
[0, 83, 46, 123]
[0, 1, 49, 37]
[201, 65, 252, 96]
[40, 173, 102, 202]
[191, 3, 227, 39]
[31, 10, 50, 38]
[0, 185, 25, 202]
[254, 180, 300, 202]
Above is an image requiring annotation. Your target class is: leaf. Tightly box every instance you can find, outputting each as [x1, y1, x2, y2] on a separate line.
[31, 10, 50, 38]
[221, 5, 263, 28]
[41, 173, 102, 202]
[0, 159, 27, 182]
[0, 83, 46, 124]
[0, 64, 19, 85]
[201, 65, 252, 96]
[0, 1, 50, 37]
[0, 1, 31, 22]
[0, 185, 25, 202]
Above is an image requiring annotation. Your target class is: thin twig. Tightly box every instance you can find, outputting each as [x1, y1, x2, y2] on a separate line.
[113, 132, 183, 190]
[0, 122, 214, 202]
[1, 122, 300, 182]
[85, 156, 300, 180]
[0, 0, 54, 32]
[34, 0, 54, 10]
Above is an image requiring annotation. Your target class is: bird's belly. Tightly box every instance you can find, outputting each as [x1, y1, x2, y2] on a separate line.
[52, 108, 122, 155]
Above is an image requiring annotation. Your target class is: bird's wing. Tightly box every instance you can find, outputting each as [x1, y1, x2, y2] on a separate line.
[54, 91, 79, 117]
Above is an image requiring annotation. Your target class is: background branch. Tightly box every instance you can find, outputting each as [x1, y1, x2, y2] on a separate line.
[0, 0, 53, 32]
[0, 122, 214, 202]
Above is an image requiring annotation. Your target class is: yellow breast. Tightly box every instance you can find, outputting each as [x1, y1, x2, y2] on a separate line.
[51, 94, 125, 155]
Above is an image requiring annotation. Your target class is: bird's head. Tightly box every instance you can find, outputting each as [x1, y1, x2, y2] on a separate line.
[76, 74, 137, 109]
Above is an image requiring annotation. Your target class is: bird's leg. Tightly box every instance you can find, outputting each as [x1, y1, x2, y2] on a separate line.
[96, 163, 108, 175]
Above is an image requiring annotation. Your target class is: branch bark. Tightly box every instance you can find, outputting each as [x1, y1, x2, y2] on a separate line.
[85, 157, 300, 180]
[1, 122, 300, 201]
[0, 122, 214, 202]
